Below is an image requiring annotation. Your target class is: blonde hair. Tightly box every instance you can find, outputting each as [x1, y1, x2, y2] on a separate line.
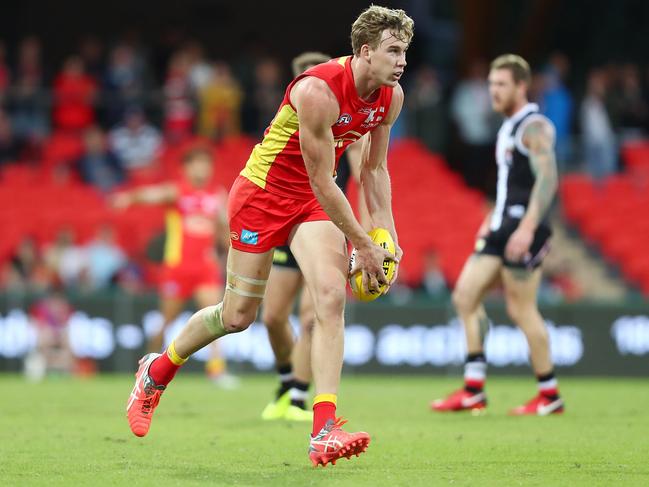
[490, 54, 531, 85]
[291, 51, 331, 77]
[351, 5, 414, 55]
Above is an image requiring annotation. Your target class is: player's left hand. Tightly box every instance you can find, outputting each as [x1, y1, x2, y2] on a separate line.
[505, 226, 533, 263]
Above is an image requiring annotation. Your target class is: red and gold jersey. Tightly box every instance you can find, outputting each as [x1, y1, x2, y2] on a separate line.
[240, 56, 394, 200]
[163, 179, 224, 267]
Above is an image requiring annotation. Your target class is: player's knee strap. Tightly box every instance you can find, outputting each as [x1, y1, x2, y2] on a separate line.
[226, 268, 267, 299]
[199, 302, 227, 337]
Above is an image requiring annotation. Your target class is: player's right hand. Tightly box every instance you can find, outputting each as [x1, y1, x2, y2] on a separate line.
[349, 241, 398, 295]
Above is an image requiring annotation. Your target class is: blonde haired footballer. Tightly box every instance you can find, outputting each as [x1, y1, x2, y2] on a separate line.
[126, 5, 414, 467]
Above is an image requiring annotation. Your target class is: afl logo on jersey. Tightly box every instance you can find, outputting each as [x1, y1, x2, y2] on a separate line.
[336, 113, 352, 126]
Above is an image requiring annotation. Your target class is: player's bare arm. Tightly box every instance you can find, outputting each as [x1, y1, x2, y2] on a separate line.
[505, 119, 557, 262]
[291, 76, 393, 290]
[359, 83, 404, 276]
[214, 189, 231, 252]
[111, 183, 178, 209]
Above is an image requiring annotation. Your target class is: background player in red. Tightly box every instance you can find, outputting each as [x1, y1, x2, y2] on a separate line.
[260, 52, 370, 423]
[431, 54, 563, 416]
[113, 147, 236, 385]
[126, 5, 414, 467]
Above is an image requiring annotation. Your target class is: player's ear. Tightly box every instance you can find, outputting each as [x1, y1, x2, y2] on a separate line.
[360, 44, 371, 61]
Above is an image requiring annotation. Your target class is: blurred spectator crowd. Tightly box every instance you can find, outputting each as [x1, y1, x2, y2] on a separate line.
[2, 34, 645, 301]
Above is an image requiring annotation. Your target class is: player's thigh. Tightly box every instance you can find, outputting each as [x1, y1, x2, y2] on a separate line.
[222, 247, 275, 324]
[289, 220, 348, 314]
[262, 267, 303, 327]
[453, 254, 502, 311]
[501, 266, 543, 312]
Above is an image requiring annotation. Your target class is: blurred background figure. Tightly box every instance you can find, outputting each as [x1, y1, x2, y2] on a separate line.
[8, 36, 49, 153]
[103, 43, 146, 126]
[406, 65, 446, 153]
[78, 36, 105, 82]
[538, 52, 573, 170]
[198, 61, 243, 140]
[609, 63, 648, 143]
[0, 39, 10, 105]
[111, 146, 237, 387]
[421, 249, 448, 298]
[108, 106, 161, 171]
[52, 56, 97, 132]
[23, 289, 75, 381]
[450, 59, 498, 192]
[0, 108, 22, 164]
[581, 69, 617, 180]
[76, 125, 124, 192]
[1, 236, 50, 293]
[252, 58, 284, 136]
[84, 224, 126, 291]
[43, 228, 87, 291]
[163, 50, 195, 143]
[185, 41, 213, 92]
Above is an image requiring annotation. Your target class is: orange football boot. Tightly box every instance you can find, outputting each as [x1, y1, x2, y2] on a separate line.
[308, 418, 370, 467]
[126, 353, 165, 437]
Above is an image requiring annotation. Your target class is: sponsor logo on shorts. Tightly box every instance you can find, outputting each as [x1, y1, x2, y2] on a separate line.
[475, 238, 486, 252]
[241, 229, 258, 245]
[230, 231, 239, 241]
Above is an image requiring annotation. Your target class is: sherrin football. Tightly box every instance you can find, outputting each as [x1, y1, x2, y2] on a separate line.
[349, 228, 396, 302]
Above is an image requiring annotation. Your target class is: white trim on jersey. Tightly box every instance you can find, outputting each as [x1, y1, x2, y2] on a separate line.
[514, 113, 557, 156]
[491, 154, 509, 231]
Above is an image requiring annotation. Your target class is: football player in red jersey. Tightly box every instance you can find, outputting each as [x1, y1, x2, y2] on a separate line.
[126, 5, 413, 467]
[112, 147, 237, 387]
[260, 52, 370, 423]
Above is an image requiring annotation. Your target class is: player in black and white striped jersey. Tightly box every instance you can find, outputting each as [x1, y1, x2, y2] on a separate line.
[432, 54, 564, 416]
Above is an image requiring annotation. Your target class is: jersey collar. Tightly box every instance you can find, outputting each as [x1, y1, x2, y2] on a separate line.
[507, 102, 538, 124]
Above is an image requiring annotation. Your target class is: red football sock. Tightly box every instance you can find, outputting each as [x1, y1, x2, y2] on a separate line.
[148, 352, 182, 387]
[312, 398, 336, 437]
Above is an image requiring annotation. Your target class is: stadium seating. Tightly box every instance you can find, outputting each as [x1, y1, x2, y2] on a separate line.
[560, 167, 649, 295]
[0, 133, 495, 290]
[9, 131, 649, 294]
[621, 140, 649, 176]
[7, 132, 649, 294]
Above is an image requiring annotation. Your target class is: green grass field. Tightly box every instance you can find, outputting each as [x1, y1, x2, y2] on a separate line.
[1, 374, 648, 486]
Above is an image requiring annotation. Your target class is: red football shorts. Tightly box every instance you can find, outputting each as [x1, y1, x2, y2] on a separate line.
[228, 176, 330, 253]
[159, 260, 223, 300]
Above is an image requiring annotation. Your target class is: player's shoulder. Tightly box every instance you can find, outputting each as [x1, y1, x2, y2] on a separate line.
[305, 56, 349, 78]
[293, 76, 337, 102]
[521, 112, 555, 136]
[517, 113, 556, 153]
